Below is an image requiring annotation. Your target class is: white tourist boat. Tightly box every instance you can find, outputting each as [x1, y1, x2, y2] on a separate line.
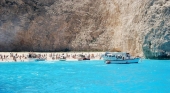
[101, 52, 140, 64]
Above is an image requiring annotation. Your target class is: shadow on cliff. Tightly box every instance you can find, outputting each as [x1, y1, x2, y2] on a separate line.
[143, 33, 170, 60]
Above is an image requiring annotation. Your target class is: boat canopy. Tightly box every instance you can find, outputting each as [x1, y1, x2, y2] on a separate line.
[104, 52, 129, 57]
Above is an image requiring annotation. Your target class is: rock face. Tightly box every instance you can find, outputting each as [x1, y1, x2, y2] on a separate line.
[0, 0, 170, 58]
[142, 0, 170, 59]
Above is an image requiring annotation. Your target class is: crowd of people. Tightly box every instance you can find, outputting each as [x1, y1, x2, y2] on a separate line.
[0, 52, 104, 62]
[0, 53, 27, 62]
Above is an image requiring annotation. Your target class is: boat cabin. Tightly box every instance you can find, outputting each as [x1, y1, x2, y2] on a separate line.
[103, 52, 131, 60]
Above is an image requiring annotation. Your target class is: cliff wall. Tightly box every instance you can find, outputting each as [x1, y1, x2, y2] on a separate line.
[0, 0, 170, 58]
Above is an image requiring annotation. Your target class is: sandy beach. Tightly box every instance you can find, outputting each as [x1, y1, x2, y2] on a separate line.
[0, 52, 105, 62]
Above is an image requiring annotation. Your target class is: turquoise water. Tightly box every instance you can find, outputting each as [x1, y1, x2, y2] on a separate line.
[0, 60, 170, 93]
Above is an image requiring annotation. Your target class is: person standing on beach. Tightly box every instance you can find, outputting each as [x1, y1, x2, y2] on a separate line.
[13, 56, 16, 62]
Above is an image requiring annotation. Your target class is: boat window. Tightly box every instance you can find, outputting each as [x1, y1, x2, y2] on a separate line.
[116, 55, 122, 59]
[112, 55, 115, 57]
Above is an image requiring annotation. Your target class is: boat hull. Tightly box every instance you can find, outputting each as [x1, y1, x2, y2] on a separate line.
[105, 58, 140, 64]
[59, 59, 66, 61]
[35, 59, 46, 61]
[29, 58, 46, 61]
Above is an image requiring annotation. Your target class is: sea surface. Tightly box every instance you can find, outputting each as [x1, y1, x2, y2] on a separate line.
[0, 59, 170, 93]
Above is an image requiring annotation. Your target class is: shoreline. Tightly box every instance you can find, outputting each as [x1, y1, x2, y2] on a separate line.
[0, 52, 105, 62]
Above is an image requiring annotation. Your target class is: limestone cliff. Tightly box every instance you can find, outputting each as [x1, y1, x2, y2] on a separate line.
[142, 0, 170, 59]
[0, 0, 170, 59]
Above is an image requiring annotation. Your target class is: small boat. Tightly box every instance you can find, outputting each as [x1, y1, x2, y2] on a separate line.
[28, 53, 46, 61]
[28, 53, 37, 61]
[59, 55, 66, 61]
[101, 52, 140, 64]
[77, 54, 90, 61]
[29, 57, 46, 61]
[35, 58, 46, 61]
